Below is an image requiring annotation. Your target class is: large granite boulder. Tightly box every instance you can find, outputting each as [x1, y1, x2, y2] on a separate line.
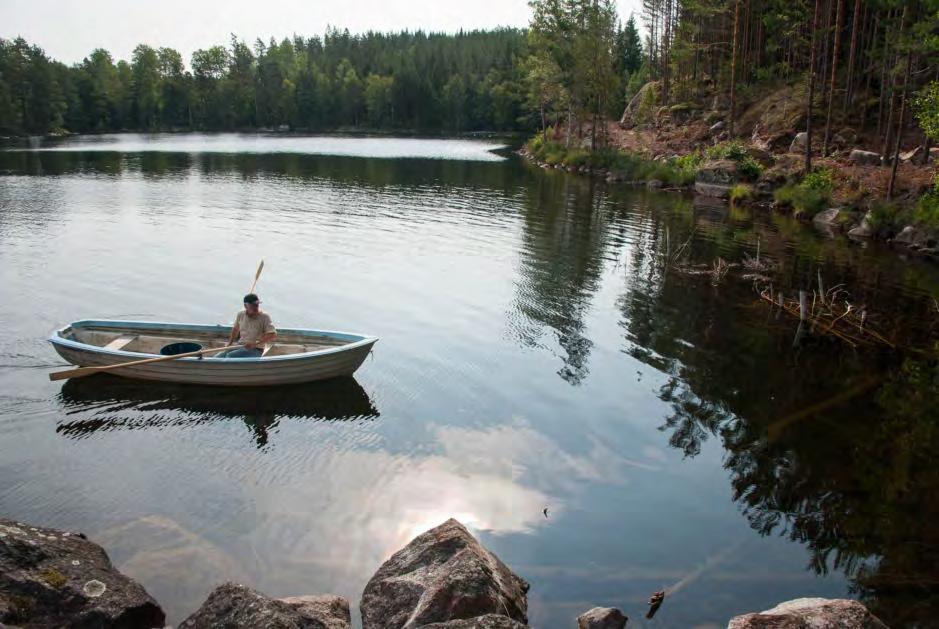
[577, 606, 628, 629]
[695, 160, 739, 198]
[360, 519, 529, 629]
[420, 614, 531, 628]
[0, 517, 165, 628]
[179, 583, 351, 629]
[727, 598, 888, 629]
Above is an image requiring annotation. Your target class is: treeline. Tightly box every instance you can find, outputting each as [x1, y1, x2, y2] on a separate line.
[0, 29, 536, 135]
[638, 0, 939, 168]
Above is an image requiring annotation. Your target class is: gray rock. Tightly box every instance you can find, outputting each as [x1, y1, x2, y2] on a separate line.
[646, 179, 664, 190]
[577, 606, 628, 629]
[894, 225, 937, 250]
[360, 518, 529, 629]
[709, 120, 726, 134]
[282, 595, 353, 629]
[695, 160, 739, 198]
[179, 583, 351, 629]
[812, 208, 842, 227]
[0, 518, 165, 628]
[789, 132, 808, 153]
[727, 597, 888, 629]
[420, 614, 531, 628]
[849, 149, 882, 167]
[848, 212, 874, 238]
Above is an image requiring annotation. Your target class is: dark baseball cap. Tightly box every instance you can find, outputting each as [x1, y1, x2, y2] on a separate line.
[244, 293, 260, 305]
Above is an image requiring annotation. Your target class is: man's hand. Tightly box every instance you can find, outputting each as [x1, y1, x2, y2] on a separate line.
[244, 341, 257, 349]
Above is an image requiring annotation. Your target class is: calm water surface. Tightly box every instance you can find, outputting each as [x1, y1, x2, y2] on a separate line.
[1, 135, 938, 628]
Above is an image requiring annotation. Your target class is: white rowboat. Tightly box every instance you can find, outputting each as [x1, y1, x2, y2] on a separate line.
[49, 320, 378, 386]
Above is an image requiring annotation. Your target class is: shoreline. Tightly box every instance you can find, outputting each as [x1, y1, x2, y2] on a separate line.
[0, 516, 889, 628]
[519, 137, 939, 261]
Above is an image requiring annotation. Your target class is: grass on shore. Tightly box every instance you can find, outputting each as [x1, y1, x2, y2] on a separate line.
[526, 132, 697, 186]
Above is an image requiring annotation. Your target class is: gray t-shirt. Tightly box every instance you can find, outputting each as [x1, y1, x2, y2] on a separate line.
[235, 310, 276, 344]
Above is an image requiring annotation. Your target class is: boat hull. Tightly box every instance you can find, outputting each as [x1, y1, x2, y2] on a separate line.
[50, 320, 377, 386]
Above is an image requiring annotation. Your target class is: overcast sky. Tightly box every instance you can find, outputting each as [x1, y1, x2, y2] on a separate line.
[1, 0, 645, 66]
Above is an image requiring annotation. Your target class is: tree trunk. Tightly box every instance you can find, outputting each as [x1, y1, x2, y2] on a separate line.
[806, 0, 822, 173]
[888, 9, 912, 199]
[730, 0, 740, 137]
[823, 0, 844, 156]
[843, 0, 861, 112]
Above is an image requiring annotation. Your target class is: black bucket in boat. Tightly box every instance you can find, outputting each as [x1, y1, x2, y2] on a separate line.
[160, 342, 203, 356]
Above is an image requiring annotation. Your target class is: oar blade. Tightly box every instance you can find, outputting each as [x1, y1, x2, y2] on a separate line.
[49, 366, 99, 381]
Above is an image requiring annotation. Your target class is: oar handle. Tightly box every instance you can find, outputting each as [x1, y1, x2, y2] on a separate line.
[48, 343, 243, 381]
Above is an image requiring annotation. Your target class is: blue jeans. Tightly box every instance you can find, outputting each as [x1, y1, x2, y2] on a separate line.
[217, 347, 262, 358]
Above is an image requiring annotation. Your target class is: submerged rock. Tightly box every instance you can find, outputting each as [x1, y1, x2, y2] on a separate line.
[577, 606, 628, 629]
[179, 583, 351, 629]
[0, 517, 165, 628]
[727, 597, 887, 629]
[360, 518, 529, 628]
[849, 149, 882, 167]
[695, 160, 739, 198]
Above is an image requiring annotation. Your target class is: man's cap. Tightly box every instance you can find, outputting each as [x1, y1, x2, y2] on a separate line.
[244, 293, 260, 305]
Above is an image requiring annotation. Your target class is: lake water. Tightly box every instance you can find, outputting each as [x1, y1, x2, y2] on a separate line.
[1, 134, 938, 628]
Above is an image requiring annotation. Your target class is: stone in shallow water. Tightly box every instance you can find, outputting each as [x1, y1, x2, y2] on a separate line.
[0, 517, 165, 628]
[178, 583, 351, 629]
[727, 597, 888, 629]
[360, 518, 529, 628]
[577, 606, 628, 629]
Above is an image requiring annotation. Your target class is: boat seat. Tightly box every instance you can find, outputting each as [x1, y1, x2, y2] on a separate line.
[103, 335, 137, 351]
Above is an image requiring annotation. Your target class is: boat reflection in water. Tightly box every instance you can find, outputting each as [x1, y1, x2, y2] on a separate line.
[56, 375, 379, 447]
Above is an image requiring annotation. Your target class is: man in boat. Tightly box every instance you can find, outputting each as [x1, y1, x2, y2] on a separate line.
[218, 293, 277, 358]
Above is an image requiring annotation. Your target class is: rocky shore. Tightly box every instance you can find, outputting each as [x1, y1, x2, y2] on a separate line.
[0, 516, 889, 628]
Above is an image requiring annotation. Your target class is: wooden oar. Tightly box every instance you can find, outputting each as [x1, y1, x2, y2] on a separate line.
[248, 259, 264, 294]
[49, 343, 243, 381]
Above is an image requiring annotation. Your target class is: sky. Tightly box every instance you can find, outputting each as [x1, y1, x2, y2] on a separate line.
[1, 0, 645, 66]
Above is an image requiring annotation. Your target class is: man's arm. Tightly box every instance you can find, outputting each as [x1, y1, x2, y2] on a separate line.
[227, 324, 240, 345]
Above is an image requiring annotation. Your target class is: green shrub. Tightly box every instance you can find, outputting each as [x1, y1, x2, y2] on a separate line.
[914, 191, 939, 228]
[774, 183, 826, 218]
[703, 141, 763, 181]
[730, 184, 753, 205]
[802, 167, 835, 193]
[562, 149, 591, 168]
[868, 201, 910, 234]
[737, 156, 764, 181]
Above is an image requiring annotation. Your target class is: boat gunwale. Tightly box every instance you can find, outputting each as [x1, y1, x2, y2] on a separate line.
[49, 319, 378, 364]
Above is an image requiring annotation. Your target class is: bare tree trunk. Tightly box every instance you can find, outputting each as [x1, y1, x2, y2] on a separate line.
[888, 9, 912, 199]
[843, 0, 861, 112]
[806, 0, 822, 173]
[730, 0, 740, 137]
[823, 0, 844, 156]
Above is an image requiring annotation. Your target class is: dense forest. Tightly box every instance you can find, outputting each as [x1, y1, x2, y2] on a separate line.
[0, 19, 642, 136]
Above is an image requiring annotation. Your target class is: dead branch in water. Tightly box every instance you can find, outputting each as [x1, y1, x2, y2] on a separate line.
[757, 284, 895, 349]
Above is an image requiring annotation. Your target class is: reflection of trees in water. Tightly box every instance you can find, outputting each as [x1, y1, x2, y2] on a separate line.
[512, 175, 619, 384]
[617, 256, 939, 626]
[56, 375, 379, 449]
